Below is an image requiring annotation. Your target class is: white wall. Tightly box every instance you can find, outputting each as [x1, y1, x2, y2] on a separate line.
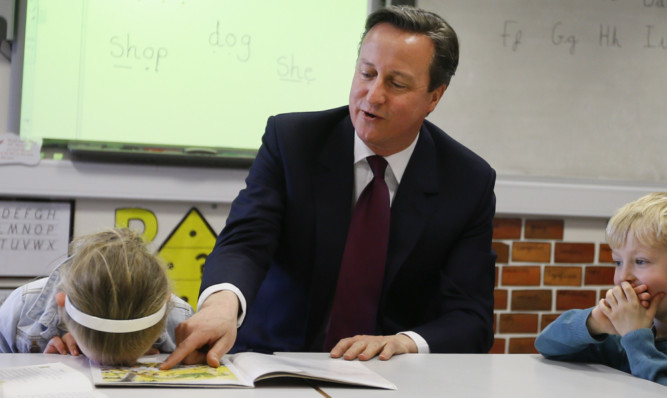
[418, 0, 667, 183]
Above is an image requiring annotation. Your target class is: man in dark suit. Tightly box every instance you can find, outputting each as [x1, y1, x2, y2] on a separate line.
[162, 5, 496, 369]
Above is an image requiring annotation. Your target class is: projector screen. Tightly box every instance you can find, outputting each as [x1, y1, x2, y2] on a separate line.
[17, 0, 368, 155]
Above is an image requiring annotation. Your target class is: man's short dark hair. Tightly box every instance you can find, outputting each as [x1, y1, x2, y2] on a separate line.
[362, 6, 459, 91]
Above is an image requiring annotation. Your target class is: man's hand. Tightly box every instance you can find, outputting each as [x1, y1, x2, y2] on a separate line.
[599, 281, 664, 336]
[44, 333, 79, 356]
[329, 334, 417, 361]
[159, 290, 239, 370]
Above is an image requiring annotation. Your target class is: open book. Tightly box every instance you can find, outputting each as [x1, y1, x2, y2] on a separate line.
[0, 362, 107, 398]
[91, 352, 396, 390]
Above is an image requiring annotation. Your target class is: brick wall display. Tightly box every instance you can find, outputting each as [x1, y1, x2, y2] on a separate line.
[491, 217, 615, 354]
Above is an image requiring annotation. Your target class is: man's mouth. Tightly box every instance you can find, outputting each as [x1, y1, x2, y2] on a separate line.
[363, 111, 378, 119]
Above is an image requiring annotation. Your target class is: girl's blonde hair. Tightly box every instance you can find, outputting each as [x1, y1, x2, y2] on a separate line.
[59, 228, 170, 365]
[606, 192, 667, 250]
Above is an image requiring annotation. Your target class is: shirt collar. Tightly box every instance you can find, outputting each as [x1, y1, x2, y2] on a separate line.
[353, 131, 419, 183]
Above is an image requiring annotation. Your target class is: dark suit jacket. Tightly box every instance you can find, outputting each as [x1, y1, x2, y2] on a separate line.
[201, 105, 497, 354]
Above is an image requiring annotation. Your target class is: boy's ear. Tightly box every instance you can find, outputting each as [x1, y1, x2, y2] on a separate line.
[55, 292, 66, 307]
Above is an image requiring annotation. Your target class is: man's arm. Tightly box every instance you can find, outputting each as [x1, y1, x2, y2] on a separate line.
[413, 169, 497, 353]
[161, 117, 287, 369]
[160, 290, 239, 369]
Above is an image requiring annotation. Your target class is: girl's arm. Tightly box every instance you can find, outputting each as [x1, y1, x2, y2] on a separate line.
[0, 287, 25, 352]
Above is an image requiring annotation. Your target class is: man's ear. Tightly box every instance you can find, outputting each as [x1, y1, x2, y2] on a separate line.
[426, 84, 447, 114]
[55, 292, 66, 307]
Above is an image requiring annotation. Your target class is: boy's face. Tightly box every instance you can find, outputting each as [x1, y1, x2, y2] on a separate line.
[613, 233, 667, 319]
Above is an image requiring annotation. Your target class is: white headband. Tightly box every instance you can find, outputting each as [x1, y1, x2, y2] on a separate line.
[64, 296, 167, 333]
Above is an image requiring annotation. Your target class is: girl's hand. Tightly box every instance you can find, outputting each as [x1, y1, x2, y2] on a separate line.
[44, 333, 80, 356]
[144, 347, 160, 356]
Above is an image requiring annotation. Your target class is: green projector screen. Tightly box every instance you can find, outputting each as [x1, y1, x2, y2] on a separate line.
[19, 0, 367, 155]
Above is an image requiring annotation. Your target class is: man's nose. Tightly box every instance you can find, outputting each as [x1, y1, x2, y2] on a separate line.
[366, 80, 386, 104]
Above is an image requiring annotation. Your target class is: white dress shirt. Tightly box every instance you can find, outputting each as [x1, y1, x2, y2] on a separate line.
[353, 133, 430, 354]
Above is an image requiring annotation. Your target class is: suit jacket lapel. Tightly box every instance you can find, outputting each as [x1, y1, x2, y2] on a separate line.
[383, 128, 440, 294]
[309, 116, 355, 330]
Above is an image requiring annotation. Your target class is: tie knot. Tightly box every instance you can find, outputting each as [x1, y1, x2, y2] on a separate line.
[367, 155, 388, 179]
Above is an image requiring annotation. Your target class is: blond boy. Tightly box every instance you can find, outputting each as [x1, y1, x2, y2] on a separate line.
[536, 192, 667, 385]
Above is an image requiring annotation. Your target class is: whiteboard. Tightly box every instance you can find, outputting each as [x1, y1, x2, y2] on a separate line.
[15, 0, 368, 151]
[418, 0, 666, 183]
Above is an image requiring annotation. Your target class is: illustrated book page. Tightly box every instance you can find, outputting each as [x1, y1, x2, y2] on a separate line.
[90, 352, 396, 389]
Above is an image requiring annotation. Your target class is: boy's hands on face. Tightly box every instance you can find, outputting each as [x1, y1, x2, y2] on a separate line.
[44, 332, 80, 356]
[598, 281, 664, 336]
[587, 303, 618, 336]
[631, 284, 653, 309]
[587, 284, 651, 336]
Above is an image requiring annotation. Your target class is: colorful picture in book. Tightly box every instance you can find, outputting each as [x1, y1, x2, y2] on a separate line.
[98, 362, 239, 383]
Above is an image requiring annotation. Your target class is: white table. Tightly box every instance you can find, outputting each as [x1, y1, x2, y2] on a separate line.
[1, 353, 665, 397]
[311, 353, 667, 397]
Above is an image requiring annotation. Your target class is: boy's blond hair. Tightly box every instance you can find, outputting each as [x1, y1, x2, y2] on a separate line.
[59, 228, 170, 365]
[606, 192, 667, 250]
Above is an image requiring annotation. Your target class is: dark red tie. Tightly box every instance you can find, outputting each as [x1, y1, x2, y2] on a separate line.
[324, 155, 390, 350]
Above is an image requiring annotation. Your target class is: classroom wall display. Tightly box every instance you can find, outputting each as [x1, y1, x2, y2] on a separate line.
[0, 199, 73, 276]
[114, 206, 217, 310]
[80, 201, 229, 308]
[13, 0, 368, 155]
[418, 0, 666, 183]
[157, 207, 217, 310]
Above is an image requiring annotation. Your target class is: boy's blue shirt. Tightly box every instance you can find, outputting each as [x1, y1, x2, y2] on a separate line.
[535, 307, 667, 386]
[0, 264, 194, 354]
